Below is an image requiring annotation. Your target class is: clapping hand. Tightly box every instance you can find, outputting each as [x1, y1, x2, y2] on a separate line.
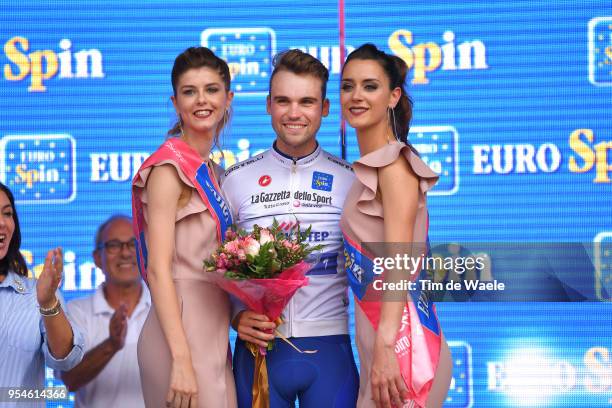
[36, 248, 63, 309]
[109, 303, 128, 351]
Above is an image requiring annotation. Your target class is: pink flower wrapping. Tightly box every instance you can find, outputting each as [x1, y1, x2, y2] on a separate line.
[207, 260, 310, 323]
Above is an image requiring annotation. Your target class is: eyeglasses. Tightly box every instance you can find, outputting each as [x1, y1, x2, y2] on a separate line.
[98, 238, 137, 254]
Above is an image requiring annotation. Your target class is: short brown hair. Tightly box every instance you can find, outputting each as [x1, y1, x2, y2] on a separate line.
[269, 49, 329, 100]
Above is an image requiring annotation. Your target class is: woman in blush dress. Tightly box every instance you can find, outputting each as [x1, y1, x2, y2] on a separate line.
[132, 47, 236, 408]
[339, 44, 453, 408]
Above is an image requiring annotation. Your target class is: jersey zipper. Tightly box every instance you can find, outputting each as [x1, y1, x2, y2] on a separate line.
[287, 158, 298, 336]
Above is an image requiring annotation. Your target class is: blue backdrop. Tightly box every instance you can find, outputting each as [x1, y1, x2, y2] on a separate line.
[1, 1, 611, 406]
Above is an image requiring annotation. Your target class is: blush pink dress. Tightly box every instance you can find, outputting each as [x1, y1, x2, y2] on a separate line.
[134, 159, 237, 408]
[340, 142, 453, 408]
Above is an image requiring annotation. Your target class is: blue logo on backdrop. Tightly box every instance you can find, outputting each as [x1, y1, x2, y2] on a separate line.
[445, 341, 473, 408]
[410, 126, 459, 195]
[588, 17, 612, 86]
[312, 171, 333, 191]
[594, 232, 612, 301]
[202, 27, 276, 95]
[0, 134, 76, 203]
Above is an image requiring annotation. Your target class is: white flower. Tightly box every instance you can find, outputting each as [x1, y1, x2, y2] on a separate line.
[243, 237, 261, 257]
[259, 229, 275, 245]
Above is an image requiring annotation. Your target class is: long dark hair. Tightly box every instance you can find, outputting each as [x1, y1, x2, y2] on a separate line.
[0, 183, 28, 277]
[342, 43, 413, 143]
[168, 47, 232, 143]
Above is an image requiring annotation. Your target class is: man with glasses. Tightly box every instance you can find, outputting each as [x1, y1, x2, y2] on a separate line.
[56, 214, 150, 408]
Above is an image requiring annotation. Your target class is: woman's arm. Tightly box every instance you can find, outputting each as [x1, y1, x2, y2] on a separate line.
[145, 164, 198, 407]
[371, 156, 420, 408]
[38, 248, 77, 359]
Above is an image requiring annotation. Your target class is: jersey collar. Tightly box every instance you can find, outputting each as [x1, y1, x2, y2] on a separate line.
[271, 141, 321, 168]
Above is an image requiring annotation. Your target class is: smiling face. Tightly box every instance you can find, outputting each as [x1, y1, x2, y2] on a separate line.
[340, 59, 400, 132]
[171, 66, 233, 140]
[267, 70, 329, 157]
[94, 218, 140, 288]
[0, 190, 15, 261]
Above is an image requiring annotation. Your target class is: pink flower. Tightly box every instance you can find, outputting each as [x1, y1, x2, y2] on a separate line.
[224, 239, 241, 256]
[242, 236, 261, 257]
[237, 249, 247, 261]
[259, 229, 275, 245]
[216, 257, 227, 269]
[280, 240, 300, 252]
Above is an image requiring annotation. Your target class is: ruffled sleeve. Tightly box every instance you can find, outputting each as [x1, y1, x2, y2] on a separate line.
[134, 159, 207, 222]
[352, 141, 439, 217]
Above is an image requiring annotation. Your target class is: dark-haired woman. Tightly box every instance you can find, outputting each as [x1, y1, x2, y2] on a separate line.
[0, 182, 84, 407]
[340, 44, 452, 408]
[132, 47, 236, 408]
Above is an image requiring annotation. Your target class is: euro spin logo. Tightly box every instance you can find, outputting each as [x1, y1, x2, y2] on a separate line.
[487, 347, 612, 405]
[594, 232, 612, 301]
[3, 36, 104, 92]
[88, 139, 264, 184]
[388, 30, 488, 84]
[202, 28, 276, 95]
[0, 134, 76, 203]
[588, 17, 612, 86]
[311, 171, 333, 192]
[410, 126, 459, 195]
[446, 341, 474, 408]
[472, 129, 612, 183]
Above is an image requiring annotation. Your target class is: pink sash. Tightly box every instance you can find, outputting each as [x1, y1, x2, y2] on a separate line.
[342, 229, 441, 408]
[132, 138, 233, 281]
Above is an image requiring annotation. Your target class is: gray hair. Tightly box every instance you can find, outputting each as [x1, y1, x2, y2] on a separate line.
[94, 214, 133, 250]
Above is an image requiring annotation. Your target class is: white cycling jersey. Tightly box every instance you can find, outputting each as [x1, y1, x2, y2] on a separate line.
[221, 143, 355, 338]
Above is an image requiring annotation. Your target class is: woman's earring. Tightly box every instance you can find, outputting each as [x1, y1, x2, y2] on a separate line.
[391, 107, 399, 140]
[179, 119, 185, 138]
[387, 107, 396, 143]
[386, 108, 391, 143]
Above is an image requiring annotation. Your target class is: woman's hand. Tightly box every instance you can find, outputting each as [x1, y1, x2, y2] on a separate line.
[37, 248, 63, 308]
[167, 356, 198, 408]
[371, 336, 409, 408]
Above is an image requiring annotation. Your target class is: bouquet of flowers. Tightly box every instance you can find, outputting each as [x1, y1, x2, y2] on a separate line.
[206, 220, 321, 279]
[204, 220, 322, 408]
